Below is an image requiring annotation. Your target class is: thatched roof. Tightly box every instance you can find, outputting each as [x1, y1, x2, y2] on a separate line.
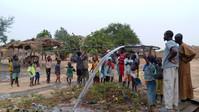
[2, 38, 63, 50]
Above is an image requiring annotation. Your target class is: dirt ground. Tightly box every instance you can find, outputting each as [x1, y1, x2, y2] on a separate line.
[191, 59, 199, 99]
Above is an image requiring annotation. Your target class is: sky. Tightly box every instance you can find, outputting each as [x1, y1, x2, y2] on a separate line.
[0, 0, 199, 49]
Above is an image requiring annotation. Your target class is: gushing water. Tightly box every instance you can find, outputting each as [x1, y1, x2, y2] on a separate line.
[73, 46, 125, 111]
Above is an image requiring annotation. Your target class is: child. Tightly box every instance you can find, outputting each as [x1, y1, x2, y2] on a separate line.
[66, 62, 75, 85]
[46, 56, 52, 83]
[155, 57, 163, 104]
[99, 61, 106, 83]
[8, 58, 13, 86]
[143, 56, 156, 111]
[124, 54, 133, 87]
[118, 49, 126, 82]
[91, 56, 99, 83]
[130, 54, 139, 91]
[27, 61, 36, 87]
[55, 60, 61, 83]
[105, 57, 115, 82]
[35, 61, 41, 85]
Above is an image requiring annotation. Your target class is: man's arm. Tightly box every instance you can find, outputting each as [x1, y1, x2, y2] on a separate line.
[168, 47, 177, 63]
[182, 53, 196, 63]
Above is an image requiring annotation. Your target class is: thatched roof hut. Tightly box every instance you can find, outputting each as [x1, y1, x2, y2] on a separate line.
[3, 38, 63, 51]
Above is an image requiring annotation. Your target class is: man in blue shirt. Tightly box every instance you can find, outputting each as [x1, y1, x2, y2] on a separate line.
[162, 30, 179, 111]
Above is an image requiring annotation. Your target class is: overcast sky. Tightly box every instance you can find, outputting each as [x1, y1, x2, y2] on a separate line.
[1, 0, 199, 48]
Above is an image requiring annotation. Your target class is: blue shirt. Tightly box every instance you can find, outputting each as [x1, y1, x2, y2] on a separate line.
[74, 56, 84, 70]
[55, 64, 61, 73]
[162, 40, 179, 69]
[13, 60, 20, 73]
[143, 63, 156, 81]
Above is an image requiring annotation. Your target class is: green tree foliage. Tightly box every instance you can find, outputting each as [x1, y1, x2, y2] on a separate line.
[10, 39, 16, 43]
[83, 30, 113, 54]
[83, 23, 140, 54]
[54, 27, 82, 53]
[105, 23, 140, 45]
[0, 17, 14, 45]
[36, 29, 52, 38]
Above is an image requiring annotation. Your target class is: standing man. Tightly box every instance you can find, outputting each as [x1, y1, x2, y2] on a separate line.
[8, 58, 13, 86]
[75, 51, 84, 85]
[175, 33, 196, 101]
[12, 55, 21, 87]
[162, 30, 179, 111]
[82, 52, 89, 84]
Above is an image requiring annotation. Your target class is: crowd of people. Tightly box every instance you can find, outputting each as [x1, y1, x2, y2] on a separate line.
[6, 30, 196, 112]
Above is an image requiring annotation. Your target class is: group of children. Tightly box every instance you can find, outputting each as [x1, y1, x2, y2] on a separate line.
[9, 51, 163, 112]
[26, 59, 76, 86]
[90, 50, 141, 92]
[27, 61, 41, 86]
[94, 50, 164, 111]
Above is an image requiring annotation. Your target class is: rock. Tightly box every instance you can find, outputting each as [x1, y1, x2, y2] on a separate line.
[70, 98, 77, 105]
[88, 100, 97, 104]
[31, 103, 48, 111]
[51, 106, 62, 112]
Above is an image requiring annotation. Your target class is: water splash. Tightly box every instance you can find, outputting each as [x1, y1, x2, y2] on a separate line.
[73, 46, 125, 111]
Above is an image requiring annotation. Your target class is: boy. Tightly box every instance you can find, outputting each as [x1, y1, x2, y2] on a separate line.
[35, 61, 41, 85]
[124, 53, 133, 87]
[143, 56, 156, 111]
[55, 60, 61, 83]
[105, 57, 115, 82]
[27, 61, 36, 87]
[155, 57, 163, 104]
[66, 62, 75, 85]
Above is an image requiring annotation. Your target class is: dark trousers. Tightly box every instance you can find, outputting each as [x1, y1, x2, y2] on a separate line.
[119, 75, 122, 82]
[11, 77, 19, 87]
[77, 69, 83, 84]
[105, 76, 113, 82]
[46, 68, 51, 83]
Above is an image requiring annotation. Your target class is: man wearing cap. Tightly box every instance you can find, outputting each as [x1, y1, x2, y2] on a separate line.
[162, 30, 179, 111]
[175, 33, 196, 101]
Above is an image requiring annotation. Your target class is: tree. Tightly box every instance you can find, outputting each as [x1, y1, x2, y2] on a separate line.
[54, 27, 83, 60]
[83, 23, 140, 54]
[10, 39, 16, 43]
[36, 29, 52, 38]
[105, 23, 140, 46]
[54, 27, 70, 40]
[54, 27, 82, 52]
[0, 17, 14, 45]
[83, 30, 113, 54]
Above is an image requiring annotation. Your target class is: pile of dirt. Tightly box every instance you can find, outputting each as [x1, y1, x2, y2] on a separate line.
[83, 82, 145, 112]
[192, 46, 199, 59]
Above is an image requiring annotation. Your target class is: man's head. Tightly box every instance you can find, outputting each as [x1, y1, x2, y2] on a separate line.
[13, 55, 18, 61]
[164, 30, 174, 41]
[28, 61, 32, 66]
[47, 56, 52, 61]
[175, 33, 183, 45]
[77, 51, 82, 56]
[126, 53, 130, 59]
[57, 59, 61, 64]
[108, 57, 112, 62]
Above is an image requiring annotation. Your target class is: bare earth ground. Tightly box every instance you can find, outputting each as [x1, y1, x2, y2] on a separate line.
[191, 59, 199, 99]
[0, 60, 80, 94]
